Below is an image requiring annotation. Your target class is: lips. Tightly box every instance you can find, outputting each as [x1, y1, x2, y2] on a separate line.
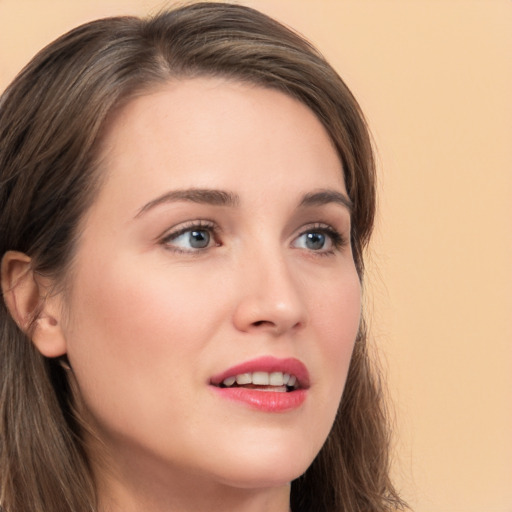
[209, 356, 309, 412]
[210, 356, 310, 389]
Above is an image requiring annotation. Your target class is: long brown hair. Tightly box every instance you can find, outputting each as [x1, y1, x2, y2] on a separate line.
[0, 3, 406, 511]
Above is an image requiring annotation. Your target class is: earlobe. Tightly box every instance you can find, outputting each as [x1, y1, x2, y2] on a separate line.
[1, 250, 67, 358]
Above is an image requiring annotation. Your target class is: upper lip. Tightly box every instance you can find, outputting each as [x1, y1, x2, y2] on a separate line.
[209, 356, 310, 389]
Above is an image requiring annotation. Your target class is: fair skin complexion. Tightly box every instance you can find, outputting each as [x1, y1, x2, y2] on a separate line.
[2, 78, 361, 511]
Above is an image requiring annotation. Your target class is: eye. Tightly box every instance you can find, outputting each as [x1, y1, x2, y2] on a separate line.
[174, 229, 211, 249]
[301, 232, 328, 250]
[292, 225, 346, 254]
[161, 222, 218, 253]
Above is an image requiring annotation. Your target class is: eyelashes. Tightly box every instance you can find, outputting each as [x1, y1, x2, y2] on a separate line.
[160, 220, 348, 256]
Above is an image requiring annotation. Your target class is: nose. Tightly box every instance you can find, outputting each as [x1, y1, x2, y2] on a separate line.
[232, 249, 308, 336]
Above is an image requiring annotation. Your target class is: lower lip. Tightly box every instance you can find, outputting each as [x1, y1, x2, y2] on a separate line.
[211, 386, 307, 412]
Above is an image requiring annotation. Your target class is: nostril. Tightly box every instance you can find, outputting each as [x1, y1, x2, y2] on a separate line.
[252, 320, 275, 328]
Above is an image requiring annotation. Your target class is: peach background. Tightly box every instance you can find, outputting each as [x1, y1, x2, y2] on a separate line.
[1, 1, 510, 511]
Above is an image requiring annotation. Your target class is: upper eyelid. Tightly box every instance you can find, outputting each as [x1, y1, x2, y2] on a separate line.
[297, 221, 334, 230]
[294, 221, 345, 237]
[161, 221, 342, 236]
[159, 220, 218, 240]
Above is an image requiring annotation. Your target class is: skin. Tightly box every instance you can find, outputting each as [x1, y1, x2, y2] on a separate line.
[27, 78, 361, 511]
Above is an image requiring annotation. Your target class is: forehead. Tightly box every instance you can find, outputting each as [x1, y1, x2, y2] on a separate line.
[94, 78, 346, 212]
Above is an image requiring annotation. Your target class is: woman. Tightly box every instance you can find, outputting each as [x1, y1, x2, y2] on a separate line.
[0, 3, 405, 511]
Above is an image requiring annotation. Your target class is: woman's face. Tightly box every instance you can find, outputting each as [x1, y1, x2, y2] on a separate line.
[58, 78, 361, 492]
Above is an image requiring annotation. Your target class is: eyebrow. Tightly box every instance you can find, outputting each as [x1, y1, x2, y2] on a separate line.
[298, 189, 352, 213]
[135, 186, 352, 218]
[134, 188, 240, 218]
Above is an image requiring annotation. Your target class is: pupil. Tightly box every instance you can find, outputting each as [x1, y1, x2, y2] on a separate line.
[306, 232, 325, 250]
[190, 230, 210, 248]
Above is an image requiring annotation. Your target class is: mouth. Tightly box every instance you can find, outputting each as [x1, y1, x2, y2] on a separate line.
[215, 370, 300, 392]
[209, 356, 309, 412]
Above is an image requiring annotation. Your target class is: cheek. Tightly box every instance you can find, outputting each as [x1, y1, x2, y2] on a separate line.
[312, 271, 361, 394]
[67, 255, 219, 353]
[61, 255, 225, 421]
[320, 278, 361, 337]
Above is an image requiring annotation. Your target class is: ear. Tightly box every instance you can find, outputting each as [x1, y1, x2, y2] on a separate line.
[1, 251, 67, 358]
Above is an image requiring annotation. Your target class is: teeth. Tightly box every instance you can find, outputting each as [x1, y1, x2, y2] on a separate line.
[256, 386, 287, 392]
[221, 371, 299, 389]
[252, 371, 269, 385]
[269, 372, 284, 386]
[222, 376, 236, 387]
[235, 373, 252, 385]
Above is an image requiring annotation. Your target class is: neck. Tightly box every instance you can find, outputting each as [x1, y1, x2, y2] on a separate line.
[91, 441, 291, 512]
[97, 473, 291, 512]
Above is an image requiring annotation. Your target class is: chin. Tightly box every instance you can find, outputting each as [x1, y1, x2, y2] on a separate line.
[205, 438, 318, 490]
[216, 465, 306, 490]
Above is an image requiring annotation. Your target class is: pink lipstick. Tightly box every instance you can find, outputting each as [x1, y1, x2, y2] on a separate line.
[209, 356, 309, 412]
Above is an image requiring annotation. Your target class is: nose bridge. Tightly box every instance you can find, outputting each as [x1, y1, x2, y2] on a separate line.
[233, 237, 307, 334]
